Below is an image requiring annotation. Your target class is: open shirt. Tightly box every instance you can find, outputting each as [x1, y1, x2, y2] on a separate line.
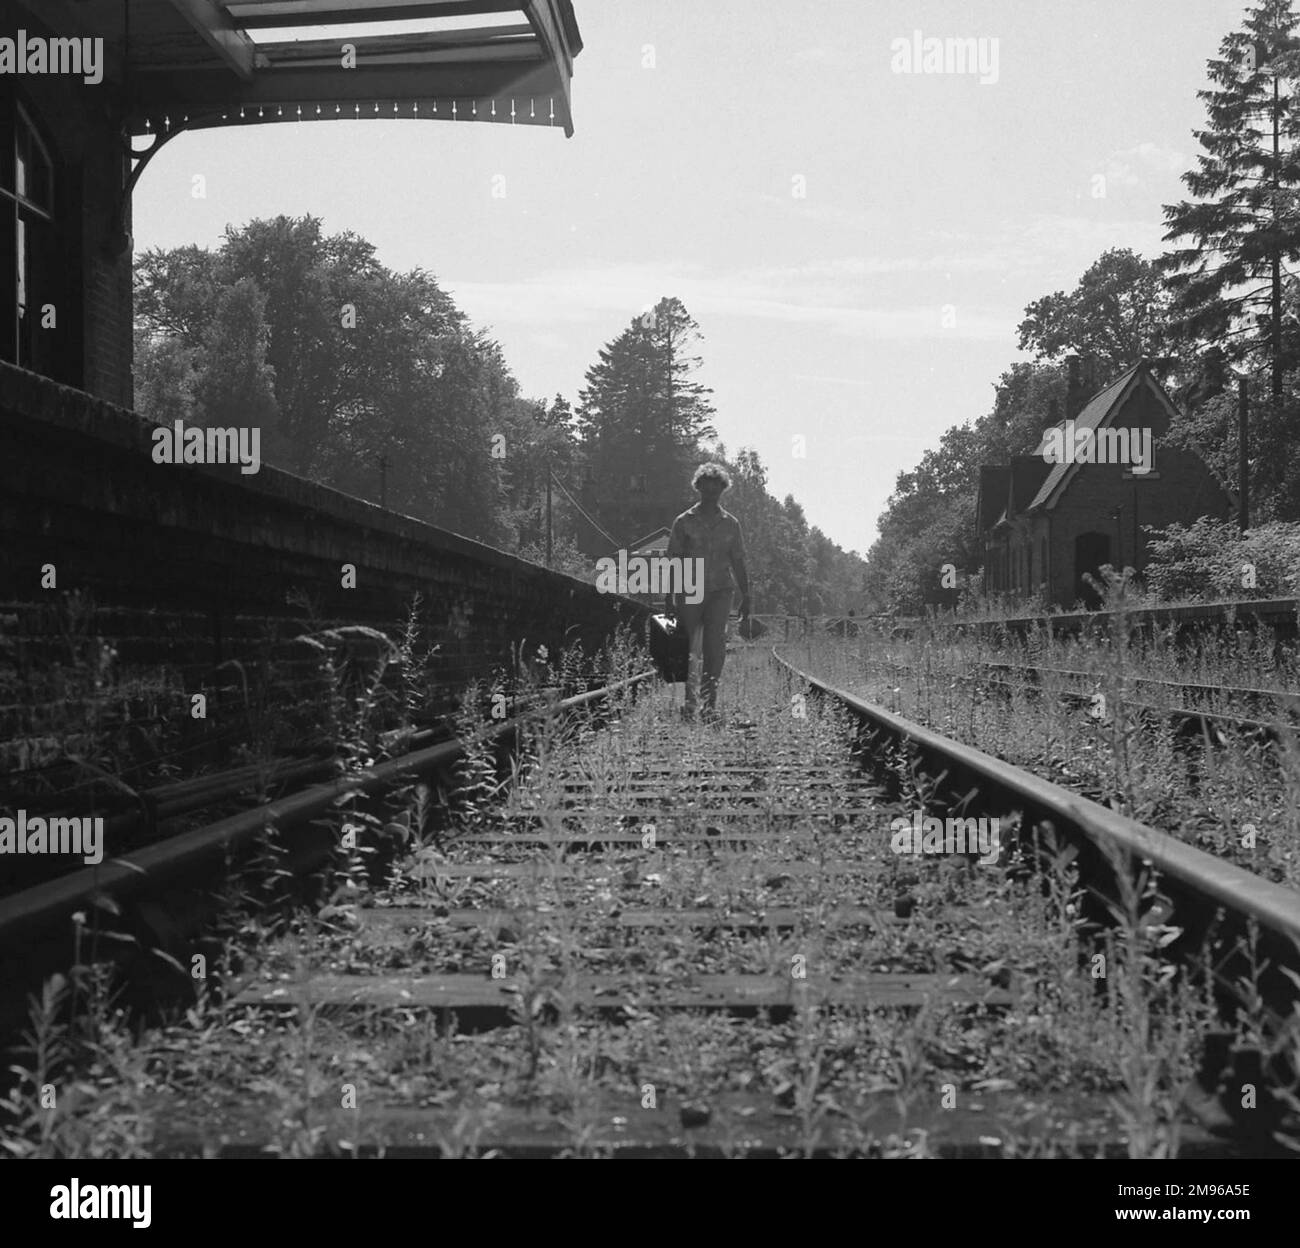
[666, 504, 747, 593]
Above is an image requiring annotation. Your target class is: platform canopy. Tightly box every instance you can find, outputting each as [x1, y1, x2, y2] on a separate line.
[23, 0, 582, 137]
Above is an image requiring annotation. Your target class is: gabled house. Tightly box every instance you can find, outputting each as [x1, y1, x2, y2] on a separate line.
[626, 526, 671, 559]
[606, 526, 671, 606]
[977, 361, 1234, 609]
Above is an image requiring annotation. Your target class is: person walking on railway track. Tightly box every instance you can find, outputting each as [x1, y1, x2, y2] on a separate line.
[665, 463, 750, 722]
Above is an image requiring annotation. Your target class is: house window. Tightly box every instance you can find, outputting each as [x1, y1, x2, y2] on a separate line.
[0, 100, 56, 373]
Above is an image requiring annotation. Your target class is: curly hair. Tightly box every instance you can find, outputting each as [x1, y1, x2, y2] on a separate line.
[692, 462, 732, 491]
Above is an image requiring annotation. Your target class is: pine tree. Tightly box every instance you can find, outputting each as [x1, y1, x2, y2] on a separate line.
[1159, 0, 1300, 400]
[575, 297, 716, 547]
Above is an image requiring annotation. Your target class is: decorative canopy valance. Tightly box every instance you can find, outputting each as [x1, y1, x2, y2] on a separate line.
[18, 0, 581, 137]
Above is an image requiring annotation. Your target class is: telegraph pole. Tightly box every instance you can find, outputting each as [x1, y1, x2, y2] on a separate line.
[1239, 377, 1250, 533]
[1274, 70, 1284, 403]
[545, 458, 553, 567]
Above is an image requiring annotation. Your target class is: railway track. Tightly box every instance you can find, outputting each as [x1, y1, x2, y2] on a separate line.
[0, 590, 588, 905]
[149, 651, 1042, 1157]
[0, 686, 578, 903]
[3, 644, 1299, 1157]
[864, 654, 1295, 746]
[920, 597, 1300, 644]
[976, 660, 1300, 726]
[0, 669, 650, 1034]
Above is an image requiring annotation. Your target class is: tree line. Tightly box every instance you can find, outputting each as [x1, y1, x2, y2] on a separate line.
[133, 217, 866, 617]
[866, 0, 1300, 614]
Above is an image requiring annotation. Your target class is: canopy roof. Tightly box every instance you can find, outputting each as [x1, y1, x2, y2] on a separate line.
[21, 1, 582, 136]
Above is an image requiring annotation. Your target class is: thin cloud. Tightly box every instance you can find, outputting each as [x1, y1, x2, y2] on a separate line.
[742, 253, 1010, 282]
[446, 261, 1013, 342]
[788, 45, 842, 65]
[791, 372, 870, 386]
[1105, 141, 1187, 189]
[752, 193, 884, 234]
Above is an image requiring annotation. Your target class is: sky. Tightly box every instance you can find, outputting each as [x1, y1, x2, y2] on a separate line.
[133, 0, 1253, 558]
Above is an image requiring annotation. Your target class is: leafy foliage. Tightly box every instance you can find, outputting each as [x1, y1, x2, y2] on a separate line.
[136, 217, 536, 547]
[134, 222, 865, 609]
[710, 448, 865, 615]
[1143, 515, 1300, 598]
[1019, 248, 1173, 378]
[865, 363, 1067, 614]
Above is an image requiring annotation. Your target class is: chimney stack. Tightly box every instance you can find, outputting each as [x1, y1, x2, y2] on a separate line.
[1065, 355, 1086, 420]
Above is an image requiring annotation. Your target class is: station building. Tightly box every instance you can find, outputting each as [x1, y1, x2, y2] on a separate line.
[1, 0, 581, 407]
[977, 360, 1235, 609]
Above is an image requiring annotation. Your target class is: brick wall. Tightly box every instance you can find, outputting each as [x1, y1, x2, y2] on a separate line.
[0, 364, 650, 788]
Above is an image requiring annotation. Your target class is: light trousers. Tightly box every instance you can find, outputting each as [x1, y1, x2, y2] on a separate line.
[677, 589, 732, 711]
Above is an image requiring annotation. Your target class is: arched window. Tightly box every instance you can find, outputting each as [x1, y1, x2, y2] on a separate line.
[1, 99, 56, 373]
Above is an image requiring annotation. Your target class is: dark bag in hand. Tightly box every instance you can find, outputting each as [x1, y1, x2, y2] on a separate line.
[647, 613, 689, 682]
[737, 615, 767, 641]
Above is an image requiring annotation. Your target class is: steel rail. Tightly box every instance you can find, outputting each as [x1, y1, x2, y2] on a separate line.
[921, 596, 1300, 638]
[2, 684, 603, 856]
[865, 656, 1284, 743]
[0, 671, 655, 956]
[771, 647, 1300, 969]
[862, 654, 1298, 708]
[977, 660, 1300, 710]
